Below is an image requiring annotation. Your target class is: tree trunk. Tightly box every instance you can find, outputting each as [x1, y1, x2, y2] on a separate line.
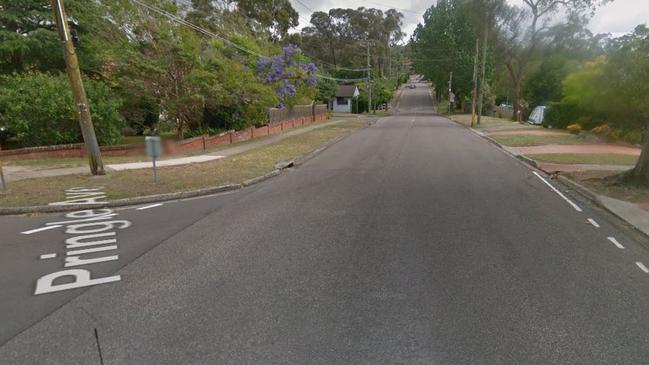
[630, 122, 649, 181]
[512, 80, 522, 122]
[476, 19, 489, 125]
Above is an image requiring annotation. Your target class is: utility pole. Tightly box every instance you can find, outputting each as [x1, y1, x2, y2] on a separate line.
[51, 0, 104, 175]
[367, 42, 373, 114]
[470, 38, 480, 127]
[448, 71, 453, 114]
[476, 18, 489, 126]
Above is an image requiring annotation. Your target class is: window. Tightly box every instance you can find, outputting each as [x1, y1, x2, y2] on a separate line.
[336, 97, 348, 105]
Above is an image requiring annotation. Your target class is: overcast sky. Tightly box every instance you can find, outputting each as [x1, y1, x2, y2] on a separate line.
[290, 0, 649, 38]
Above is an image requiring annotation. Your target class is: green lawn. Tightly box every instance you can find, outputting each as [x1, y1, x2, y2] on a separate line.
[491, 134, 598, 147]
[528, 153, 638, 166]
[450, 114, 525, 130]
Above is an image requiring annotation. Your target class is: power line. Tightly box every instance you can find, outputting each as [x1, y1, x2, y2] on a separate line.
[129, 0, 370, 83]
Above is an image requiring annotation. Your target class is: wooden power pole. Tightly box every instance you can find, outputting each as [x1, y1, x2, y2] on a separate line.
[471, 38, 479, 128]
[476, 19, 489, 126]
[51, 0, 105, 175]
[366, 42, 373, 114]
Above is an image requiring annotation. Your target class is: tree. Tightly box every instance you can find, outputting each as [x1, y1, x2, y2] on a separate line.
[411, 0, 481, 103]
[496, 0, 600, 120]
[234, 0, 298, 39]
[560, 26, 649, 183]
[256, 45, 317, 108]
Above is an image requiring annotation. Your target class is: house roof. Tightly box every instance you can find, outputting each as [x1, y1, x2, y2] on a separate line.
[336, 85, 358, 98]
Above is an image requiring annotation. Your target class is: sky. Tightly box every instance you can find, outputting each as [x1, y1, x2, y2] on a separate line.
[290, 0, 649, 39]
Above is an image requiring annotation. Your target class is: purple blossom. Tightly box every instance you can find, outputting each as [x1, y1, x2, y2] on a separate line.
[256, 45, 318, 107]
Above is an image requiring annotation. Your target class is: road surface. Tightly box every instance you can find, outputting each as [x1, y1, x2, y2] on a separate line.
[1, 83, 649, 364]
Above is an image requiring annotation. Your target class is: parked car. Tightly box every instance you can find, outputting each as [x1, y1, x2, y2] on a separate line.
[407, 84, 416, 89]
[528, 105, 548, 125]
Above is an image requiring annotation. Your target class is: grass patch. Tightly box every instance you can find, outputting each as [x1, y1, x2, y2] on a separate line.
[528, 153, 638, 166]
[491, 134, 598, 147]
[564, 170, 649, 205]
[0, 120, 366, 207]
[449, 114, 524, 130]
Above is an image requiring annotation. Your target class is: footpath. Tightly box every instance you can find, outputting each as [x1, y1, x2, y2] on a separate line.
[450, 114, 649, 238]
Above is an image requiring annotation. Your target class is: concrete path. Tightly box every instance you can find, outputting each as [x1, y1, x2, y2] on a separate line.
[537, 162, 632, 173]
[107, 155, 224, 171]
[486, 129, 570, 136]
[514, 144, 641, 155]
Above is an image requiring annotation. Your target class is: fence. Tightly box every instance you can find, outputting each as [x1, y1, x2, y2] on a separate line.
[0, 104, 330, 160]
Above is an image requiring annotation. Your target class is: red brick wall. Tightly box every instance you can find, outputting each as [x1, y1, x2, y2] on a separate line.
[0, 111, 328, 160]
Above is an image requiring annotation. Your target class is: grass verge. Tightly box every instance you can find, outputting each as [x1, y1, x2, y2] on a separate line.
[0, 120, 366, 207]
[449, 114, 527, 130]
[564, 170, 649, 206]
[528, 153, 638, 166]
[491, 134, 598, 147]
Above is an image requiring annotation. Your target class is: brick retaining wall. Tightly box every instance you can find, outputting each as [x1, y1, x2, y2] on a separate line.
[0, 112, 330, 160]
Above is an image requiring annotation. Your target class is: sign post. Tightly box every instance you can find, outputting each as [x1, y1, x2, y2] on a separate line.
[145, 136, 162, 183]
[0, 160, 6, 192]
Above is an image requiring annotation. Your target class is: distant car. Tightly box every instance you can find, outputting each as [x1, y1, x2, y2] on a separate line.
[407, 84, 416, 89]
[528, 105, 548, 125]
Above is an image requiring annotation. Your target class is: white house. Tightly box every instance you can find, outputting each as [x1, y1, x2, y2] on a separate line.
[332, 85, 360, 113]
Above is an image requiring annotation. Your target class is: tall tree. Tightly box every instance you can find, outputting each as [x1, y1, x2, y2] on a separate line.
[496, 0, 601, 120]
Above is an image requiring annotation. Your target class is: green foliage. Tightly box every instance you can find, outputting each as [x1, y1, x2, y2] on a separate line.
[411, 0, 483, 101]
[0, 72, 123, 147]
[543, 101, 580, 129]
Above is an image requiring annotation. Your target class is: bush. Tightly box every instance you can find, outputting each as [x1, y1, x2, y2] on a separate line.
[567, 123, 582, 135]
[592, 124, 617, 142]
[543, 101, 580, 129]
[0, 72, 123, 147]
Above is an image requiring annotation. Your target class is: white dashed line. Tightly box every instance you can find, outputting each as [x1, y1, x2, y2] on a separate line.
[532, 171, 583, 212]
[136, 203, 164, 210]
[636, 262, 649, 273]
[39, 253, 57, 260]
[587, 218, 600, 228]
[21, 225, 62, 235]
[607, 237, 625, 249]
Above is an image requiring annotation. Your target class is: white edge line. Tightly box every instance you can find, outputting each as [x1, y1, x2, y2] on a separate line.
[587, 218, 600, 228]
[136, 203, 164, 210]
[39, 253, 57, 259]
[21, 225, 62, 235]
[532, 171, 583, 212]
[607, 237, 625, 249]
[635, 262, 649, 273]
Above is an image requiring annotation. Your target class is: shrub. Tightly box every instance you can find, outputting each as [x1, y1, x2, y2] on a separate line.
[591, 124, 617, 142]
[0, 72, 123, 147]
[543, 101, 580, 129]
[567, 123, 582, 135]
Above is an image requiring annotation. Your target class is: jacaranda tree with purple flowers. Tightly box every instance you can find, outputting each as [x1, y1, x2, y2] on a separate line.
[257, 45, 317, 108]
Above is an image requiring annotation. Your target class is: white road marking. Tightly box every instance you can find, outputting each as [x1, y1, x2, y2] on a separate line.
[136, 203, 164, 210]
[39, 253, 57, 260]
[607, 237, 625, 249]
[532, 171, 583, 212]
[587, 218, 600, 228]
[636, 262, 649, 273]
[21, 225, 62, 235]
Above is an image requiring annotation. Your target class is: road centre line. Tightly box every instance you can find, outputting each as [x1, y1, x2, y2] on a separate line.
[587, 218, 600, 228]
[607, 237, 625, 249]
[39, 253, 57, 260]
[136, 203, 164, 210]
[532, 171, 583, 212]
[636, 262, 649, 273]
[21, 225, 62, 235]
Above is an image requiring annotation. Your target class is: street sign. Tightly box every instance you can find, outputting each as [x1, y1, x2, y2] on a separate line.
[145, 136, 161, 182]
[145, 136, 162, 158]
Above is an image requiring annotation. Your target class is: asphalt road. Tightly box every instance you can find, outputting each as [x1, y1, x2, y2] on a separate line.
[2, 83, 649, 364]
